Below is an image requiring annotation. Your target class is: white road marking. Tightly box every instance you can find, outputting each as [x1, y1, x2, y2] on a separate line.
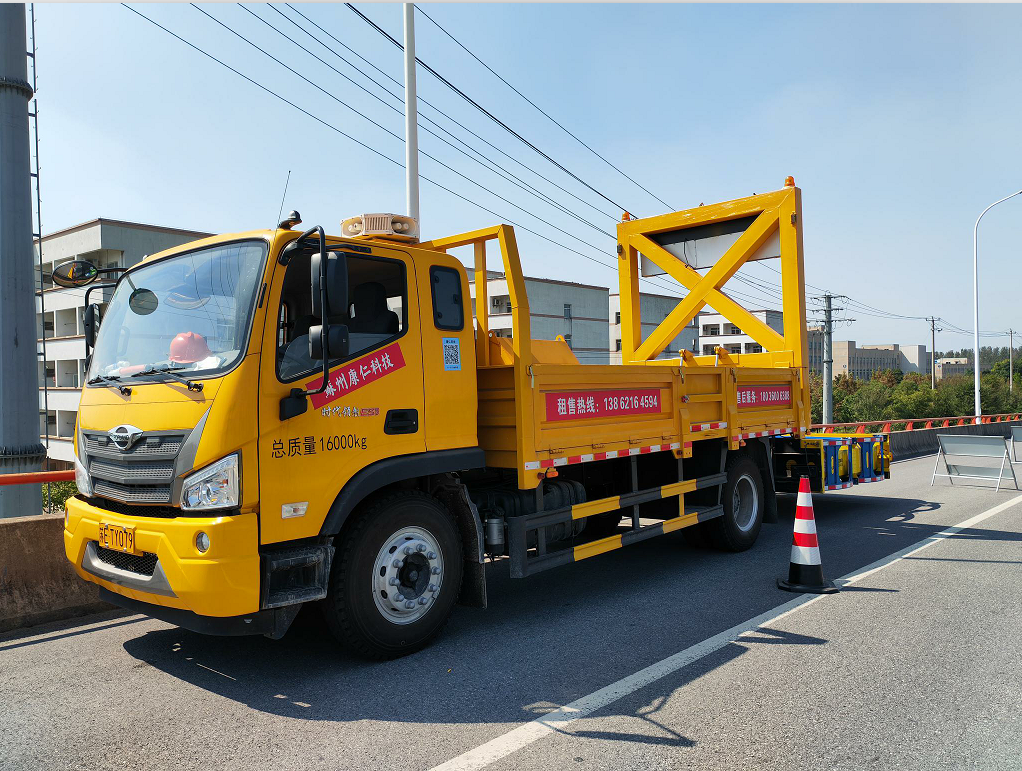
[429, 493, 1022, 771]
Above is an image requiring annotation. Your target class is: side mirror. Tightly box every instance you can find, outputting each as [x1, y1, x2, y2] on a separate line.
[83, 304, 100, 347]
[311, 250, 349, 320]
[51, 260, 99, 288]
[309, 324, 349, 361]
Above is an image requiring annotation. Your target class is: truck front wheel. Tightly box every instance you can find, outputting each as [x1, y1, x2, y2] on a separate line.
[704, 455, 764, 551]
[323, 491, 463, 659]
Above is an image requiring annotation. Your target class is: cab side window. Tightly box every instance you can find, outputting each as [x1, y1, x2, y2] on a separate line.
[430, 266, 464, 330]
[276, 251, 407, 382]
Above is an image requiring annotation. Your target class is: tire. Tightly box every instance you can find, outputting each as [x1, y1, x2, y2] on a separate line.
[323, 491, 463, 659]
[703, 454, 765, 551]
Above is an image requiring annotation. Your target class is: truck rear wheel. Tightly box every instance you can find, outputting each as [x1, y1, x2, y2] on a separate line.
[323, 491, 463, 659]
[704, 455, 764, 551]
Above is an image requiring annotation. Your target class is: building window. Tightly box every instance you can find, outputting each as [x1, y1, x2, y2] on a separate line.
[702, 345, 715, 355]
[702, 324, 720, 336]
[615, 339, 622, 351]
[728, 344, 741, 354]
[729, 324, 741, 335]
[745, 343, 763, 353]
[615, 311, 620, 324]
[564, 334, 572, 349]
[564, 303, 572, 320]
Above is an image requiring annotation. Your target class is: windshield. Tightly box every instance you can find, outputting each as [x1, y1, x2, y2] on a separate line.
[89, 240, 266, 381]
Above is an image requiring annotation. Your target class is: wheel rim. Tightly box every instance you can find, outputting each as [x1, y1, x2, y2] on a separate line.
[372, 526, 444, 625]
[732, 474, 759, 533]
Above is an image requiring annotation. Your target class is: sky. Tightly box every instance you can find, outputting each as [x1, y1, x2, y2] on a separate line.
[32, 3, 1022, 353]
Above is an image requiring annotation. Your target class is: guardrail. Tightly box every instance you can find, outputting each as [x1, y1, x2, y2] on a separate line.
[811, 413, 1021, 434]
[0, 469, 75, 486]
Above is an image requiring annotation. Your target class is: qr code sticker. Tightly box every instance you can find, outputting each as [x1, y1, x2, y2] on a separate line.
[442, 337, 461, 371]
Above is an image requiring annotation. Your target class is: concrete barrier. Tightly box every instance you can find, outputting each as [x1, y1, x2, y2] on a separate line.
[0, 512, 111, 633]
[890, 420, 1022, 460]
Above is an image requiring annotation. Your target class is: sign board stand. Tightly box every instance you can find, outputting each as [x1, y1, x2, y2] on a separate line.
[931, 434, 1018, 492]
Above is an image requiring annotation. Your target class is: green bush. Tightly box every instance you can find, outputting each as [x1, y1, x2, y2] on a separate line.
[42, 480, 78, 513]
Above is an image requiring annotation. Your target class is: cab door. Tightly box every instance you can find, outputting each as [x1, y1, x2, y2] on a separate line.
[258, 242, 425, 544]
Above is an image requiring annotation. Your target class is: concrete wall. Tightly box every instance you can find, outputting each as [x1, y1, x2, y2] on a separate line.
[890, 420, 1022, 460]
[0, 513, 110, 632]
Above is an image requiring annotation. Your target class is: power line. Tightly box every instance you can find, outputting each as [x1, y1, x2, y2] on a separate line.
[189, 4, 617, 259]
[119, 4, 689, 302]
[282, 4, 622, 224]
[414, 4, 675, 212]
[343, 2, 636, 217]
[253, 4, 614, 238]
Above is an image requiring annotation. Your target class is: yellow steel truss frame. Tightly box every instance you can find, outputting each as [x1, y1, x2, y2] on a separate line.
[420, 225, 537, 473]
[616, 184, 808, 373]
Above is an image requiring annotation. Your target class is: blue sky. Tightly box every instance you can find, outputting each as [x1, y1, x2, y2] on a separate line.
[35, 3, 1022, 351]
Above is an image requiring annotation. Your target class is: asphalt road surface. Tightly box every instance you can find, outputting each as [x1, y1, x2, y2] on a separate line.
[3, 454, 1021, 770]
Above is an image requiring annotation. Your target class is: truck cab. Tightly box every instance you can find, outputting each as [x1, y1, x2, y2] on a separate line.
[63, 215, 482, 653]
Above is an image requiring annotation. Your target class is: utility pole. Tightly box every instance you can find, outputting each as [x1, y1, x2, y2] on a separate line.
[822, 294, 833, 425]
[0, 3, 46, 516]
[1010, 329, 1015, 393]
[403, 3, 419, 226]
[927, 317, 939, 389]
[813, 293, 850, 425]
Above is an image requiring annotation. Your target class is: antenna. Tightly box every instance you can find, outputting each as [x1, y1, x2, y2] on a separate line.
[275, 169, 292, 227]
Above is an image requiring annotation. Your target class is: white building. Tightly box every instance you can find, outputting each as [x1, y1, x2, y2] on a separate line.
[698, 310, 784, 355]
[608, 292, 698, 364]
[468, 271, 610, 363]
[35, 219, 211, 465]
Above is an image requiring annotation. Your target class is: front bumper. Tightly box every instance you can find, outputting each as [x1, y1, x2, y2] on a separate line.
[64, 495, 260, 618]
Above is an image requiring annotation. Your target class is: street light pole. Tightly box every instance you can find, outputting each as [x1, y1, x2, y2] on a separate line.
[973, 189, 1022, 423]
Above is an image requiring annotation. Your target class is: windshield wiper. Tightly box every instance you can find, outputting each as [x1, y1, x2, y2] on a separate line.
[87, 374, 132, 396]
[129, 365, 204, 392]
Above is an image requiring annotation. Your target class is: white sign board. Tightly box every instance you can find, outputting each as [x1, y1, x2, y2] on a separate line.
[640, 215, 781, 277]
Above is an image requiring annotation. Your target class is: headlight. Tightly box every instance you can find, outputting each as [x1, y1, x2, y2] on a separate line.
[74, 454, 93, 497]
[181, 454, 239, 511]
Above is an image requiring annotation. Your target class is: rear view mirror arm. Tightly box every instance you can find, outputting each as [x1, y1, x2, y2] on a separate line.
[82, 281, 118, 359]
[280, 226, 327, 421]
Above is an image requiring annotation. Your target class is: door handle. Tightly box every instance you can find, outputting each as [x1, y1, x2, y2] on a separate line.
[384, 409, 419, 435]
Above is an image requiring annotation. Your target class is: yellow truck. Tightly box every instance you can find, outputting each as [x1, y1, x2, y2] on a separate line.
[56, 181, 888, 658]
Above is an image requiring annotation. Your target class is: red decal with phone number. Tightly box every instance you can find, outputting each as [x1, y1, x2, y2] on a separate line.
[306, 342, 406, 409]
[545, 388, 661, 421]
[736, 384, 791, 409]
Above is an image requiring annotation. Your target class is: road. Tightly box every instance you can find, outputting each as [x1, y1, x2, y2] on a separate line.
[3, 454, 1021, 770]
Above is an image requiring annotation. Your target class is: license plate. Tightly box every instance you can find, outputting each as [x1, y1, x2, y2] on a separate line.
[98, 523, 136, 554]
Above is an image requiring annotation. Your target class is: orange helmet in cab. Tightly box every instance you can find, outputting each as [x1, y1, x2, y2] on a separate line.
[168, 332, 211, 364]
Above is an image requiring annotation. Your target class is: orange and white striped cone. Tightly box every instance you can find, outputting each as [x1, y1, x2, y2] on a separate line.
[777, 476, 838, 594]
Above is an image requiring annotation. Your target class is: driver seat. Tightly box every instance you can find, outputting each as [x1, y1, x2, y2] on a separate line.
[349, 282, 398, 335]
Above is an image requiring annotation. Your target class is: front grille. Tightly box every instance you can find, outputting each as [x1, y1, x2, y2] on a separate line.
[83, 432, 183, 459]
[94, 544, 158, 576]
[82, 430, 186, 506]
[93, 479, 172, 504]
[89, 458, 175, 484]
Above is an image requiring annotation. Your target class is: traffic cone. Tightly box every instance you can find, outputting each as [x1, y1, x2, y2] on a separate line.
[777, 476, 838, 594]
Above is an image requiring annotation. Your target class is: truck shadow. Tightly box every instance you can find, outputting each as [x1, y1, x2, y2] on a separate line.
[120, 490, 1014, 729]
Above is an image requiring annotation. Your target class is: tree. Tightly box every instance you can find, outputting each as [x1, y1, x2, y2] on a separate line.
[841, 379, 893, 422]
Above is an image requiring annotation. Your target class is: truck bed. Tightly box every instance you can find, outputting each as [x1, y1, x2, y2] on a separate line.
[476, 338, 804, 487]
